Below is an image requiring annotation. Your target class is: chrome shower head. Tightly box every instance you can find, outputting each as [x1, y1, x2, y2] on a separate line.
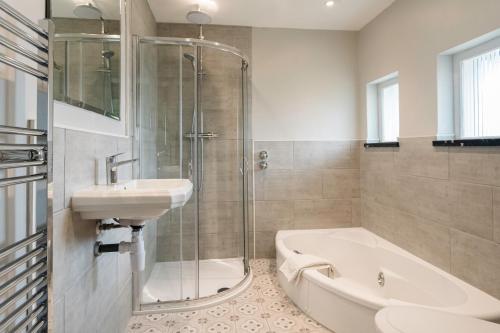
[74, 3, 102, 20]
[102, 50, 115, 59]
[186, 8, 211, 25]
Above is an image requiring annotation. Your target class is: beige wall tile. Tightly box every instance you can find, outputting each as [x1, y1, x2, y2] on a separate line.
[64, 130, 96, 207]
[254, 141, 293, 170]
[449, 148, 500, 186]
[449, 182, 493, 240]
[394, 175, 450, 225]
[252, 231, 277, 258]
[199, 232, 241, 259]
[351, 198, 361, 227]
[52, 209, 96, 300]
[451, 229, 500, 299]
[293, 199, 351, 229]
[292, 170, 323, 200]
[495, 188, 500, 243]
[64, 254, 119, 333]
[53, 127, 65, 212]
[360, 170, 395, 207]
[323, 169, 360, 199]
[255, 200, 293, 232]
[199, 201, 243, 235]
[393, 210, 451, 271]
[294, 141, 354, 169]
[255, 169, 293, 200]
[361, 198, 395, 241]
[395, 138, 449, 179]
[360, 147, 395, 173]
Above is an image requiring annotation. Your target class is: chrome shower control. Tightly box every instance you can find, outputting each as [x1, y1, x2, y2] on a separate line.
[258, 150, 269, 169]
[378, 271, 385, 287]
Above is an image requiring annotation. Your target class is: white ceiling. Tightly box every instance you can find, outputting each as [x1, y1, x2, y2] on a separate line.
[52, 0, 121, 20]
[147, 0, 395, 31]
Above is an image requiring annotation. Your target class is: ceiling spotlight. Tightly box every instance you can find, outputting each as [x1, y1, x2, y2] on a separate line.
[325, 1, 335, 7]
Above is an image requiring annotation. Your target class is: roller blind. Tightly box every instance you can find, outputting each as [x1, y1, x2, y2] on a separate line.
[460, 46, 500, 138]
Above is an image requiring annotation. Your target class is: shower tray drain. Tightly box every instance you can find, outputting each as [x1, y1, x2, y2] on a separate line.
[217, 287, 230, 293]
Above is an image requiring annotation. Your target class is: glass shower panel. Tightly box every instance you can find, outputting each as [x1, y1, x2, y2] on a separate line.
[138, 42, 198, 302]
[197, 47, 246, 294]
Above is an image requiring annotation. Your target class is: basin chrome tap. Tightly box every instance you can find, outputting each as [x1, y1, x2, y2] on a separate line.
[106, 153, 138, 184]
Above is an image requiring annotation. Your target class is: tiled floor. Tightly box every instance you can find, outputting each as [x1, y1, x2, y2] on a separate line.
[127, 259, 332, 333]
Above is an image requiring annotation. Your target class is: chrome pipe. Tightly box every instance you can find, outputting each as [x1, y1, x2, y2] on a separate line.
[138, 36, 250, 63]
[12, 304, 46, 333]
[0, 231, 45, 260]
[0, 35, 48, 66]
[0, 160, 46, 169]
[0, 275, 46, 315]
[0, 1, 48, 39]
[28, 320, 46, 333]
[0, 288, 46, 332]
[0, 125, 46, 136]
[55, 33, 120, 42]
[0, 246, 45, 279]
[0, 260, 46, 297]
[0, 53, 48, 81]
[0, 17, 48, 52]
[0, 143, 46, 151]
[0, 173, 46, 187]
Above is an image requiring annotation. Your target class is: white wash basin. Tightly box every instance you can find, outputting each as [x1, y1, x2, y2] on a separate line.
[72, 179, 193, 223]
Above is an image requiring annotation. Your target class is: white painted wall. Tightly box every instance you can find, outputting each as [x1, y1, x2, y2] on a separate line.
[4, 0, 45, 22]
[252, 28, 358, 141]
[358, 0, 500, 139]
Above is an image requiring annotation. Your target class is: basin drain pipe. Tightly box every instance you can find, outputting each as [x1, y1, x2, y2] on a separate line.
[94, 226, 145, 272]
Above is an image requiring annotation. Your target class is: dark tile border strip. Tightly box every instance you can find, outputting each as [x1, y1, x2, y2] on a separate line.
[364, 141, 400, 148]
[432, 138, 500, 147]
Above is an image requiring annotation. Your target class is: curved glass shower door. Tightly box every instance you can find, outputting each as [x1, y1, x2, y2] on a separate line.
[135, 37, 251, 310]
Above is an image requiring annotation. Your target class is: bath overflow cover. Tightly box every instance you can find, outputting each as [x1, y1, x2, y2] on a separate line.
[378, 272, 385, 287]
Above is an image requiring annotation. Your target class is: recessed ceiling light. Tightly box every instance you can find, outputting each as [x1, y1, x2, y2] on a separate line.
[325, 1, 335, 7]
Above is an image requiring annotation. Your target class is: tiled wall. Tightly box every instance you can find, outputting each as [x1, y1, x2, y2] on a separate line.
[52, 128, 134, 333]
[360, 137, 500, 299]
[253, 140, 361, 258]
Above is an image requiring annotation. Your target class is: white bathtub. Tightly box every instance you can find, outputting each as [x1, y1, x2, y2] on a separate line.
[276, 228, 500, 333]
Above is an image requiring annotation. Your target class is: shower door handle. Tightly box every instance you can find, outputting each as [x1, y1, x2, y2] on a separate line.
[183, 132, 219, 139]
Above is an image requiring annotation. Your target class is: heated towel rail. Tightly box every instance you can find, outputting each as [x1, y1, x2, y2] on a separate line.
[0, 1, 53, 332]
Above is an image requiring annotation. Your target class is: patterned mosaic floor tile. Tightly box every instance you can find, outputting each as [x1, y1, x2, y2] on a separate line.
[127, 260, 332, 333]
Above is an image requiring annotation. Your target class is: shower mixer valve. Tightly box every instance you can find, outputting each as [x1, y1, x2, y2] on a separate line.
[258, 150, 269, 169]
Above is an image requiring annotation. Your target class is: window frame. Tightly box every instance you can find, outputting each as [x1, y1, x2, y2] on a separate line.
[453, 37, 500, 139]
[376, 77, 399, 143]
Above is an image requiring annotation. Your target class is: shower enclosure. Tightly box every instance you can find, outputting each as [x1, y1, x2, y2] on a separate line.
[133, 36, 252, 311]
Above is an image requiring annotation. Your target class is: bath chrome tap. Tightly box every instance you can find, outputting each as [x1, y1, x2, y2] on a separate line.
[106, 153, 138, 184]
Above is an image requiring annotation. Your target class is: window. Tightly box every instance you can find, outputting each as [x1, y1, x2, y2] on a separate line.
[377, 78, 399, 142]
[366, 73, 400, 145]
[454, 38, 500, 138]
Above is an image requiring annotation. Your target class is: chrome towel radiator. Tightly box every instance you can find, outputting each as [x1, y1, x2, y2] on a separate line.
[0, 1, 53, 332]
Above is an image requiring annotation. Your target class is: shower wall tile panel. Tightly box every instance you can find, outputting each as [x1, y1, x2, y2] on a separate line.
[360, 137, 500, 299]
[253, 140, 361, 258]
